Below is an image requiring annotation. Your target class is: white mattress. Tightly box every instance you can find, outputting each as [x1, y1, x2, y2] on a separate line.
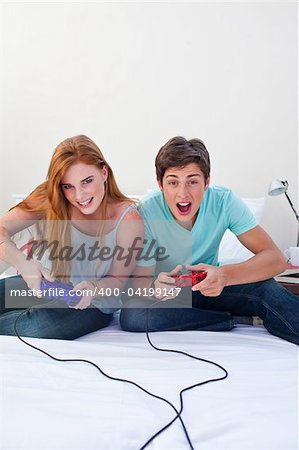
[1, 316, 298, 450]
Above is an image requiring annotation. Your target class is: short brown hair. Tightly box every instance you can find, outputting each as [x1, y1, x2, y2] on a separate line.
[155, 136, 210, 183]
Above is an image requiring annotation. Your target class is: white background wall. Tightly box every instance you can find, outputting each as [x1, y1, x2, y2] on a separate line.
[0, 1, 298, 251]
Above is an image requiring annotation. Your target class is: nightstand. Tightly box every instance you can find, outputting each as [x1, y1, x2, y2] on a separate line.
[275, 266, 299, 296]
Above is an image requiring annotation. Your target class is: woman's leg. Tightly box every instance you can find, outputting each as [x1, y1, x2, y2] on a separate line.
[0, 307, 113, 339]
[0, 276, 113, 339]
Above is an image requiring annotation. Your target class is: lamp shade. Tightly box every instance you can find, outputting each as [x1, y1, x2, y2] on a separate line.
[268, 179, 288, 196]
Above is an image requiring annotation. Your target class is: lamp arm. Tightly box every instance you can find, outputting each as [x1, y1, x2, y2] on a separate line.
[284, 193, 299, 221]
[284, 193, 299, 247]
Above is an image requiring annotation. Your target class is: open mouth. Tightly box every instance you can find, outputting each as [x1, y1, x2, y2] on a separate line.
[77, 197, 93, 208]
[176, 202, 192, 215]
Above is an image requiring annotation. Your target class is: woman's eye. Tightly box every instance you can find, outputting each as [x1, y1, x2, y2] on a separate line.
[62, 184, 72, 190]
[83, 178, 93, 185]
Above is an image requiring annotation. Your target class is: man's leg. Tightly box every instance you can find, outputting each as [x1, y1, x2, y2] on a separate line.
[193, 278, 299, 345]
[120, 297, 234, 332]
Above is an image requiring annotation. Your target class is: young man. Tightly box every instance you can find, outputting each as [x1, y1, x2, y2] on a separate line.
[120, 136, 299, 345]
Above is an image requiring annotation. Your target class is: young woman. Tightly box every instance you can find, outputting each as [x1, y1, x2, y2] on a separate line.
[0, 135, 143, 339]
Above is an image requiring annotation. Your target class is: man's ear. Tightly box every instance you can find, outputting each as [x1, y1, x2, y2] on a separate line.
[204, 176, 210, 190]
[157, 179, 163, 191]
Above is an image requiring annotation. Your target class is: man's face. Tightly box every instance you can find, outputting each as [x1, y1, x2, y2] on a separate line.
[159, 163, 210, 226]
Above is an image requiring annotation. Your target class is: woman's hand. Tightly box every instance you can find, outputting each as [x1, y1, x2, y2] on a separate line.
[17, 259, 55, 294]
[71, 280, 96, 310]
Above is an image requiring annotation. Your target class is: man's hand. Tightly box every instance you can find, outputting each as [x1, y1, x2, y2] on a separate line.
[154, 264, 183, 300]
[186, 263, 227, 297]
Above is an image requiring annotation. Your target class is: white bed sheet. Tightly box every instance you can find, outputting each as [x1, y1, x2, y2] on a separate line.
[1, 316, 298, 450]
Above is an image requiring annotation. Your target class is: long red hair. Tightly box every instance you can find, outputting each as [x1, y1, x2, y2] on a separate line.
[14, 135, 133, 280]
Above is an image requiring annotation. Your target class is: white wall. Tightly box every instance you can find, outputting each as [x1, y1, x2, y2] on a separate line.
[0, 1, 298, 251]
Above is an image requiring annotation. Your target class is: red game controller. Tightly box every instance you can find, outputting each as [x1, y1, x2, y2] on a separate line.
[174, 271, 207, 287]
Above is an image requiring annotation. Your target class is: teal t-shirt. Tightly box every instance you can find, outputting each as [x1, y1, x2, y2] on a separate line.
[137, 186, 257, 274]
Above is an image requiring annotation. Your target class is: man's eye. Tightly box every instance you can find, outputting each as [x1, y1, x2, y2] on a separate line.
[189, 180, 198, 185]
[168, 181, 177, 186]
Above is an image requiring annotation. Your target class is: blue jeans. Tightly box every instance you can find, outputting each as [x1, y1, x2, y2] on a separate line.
[0, 276, 113, 340]
[120, 279, 299, 345]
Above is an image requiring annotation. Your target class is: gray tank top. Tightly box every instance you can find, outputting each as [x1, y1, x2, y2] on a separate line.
[70, 204, 136, 313]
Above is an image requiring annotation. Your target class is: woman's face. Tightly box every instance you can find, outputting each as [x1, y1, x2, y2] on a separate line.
[60, 162, 107, 216]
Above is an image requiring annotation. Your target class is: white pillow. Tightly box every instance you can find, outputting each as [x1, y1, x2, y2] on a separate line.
[218, 198, 265, 264]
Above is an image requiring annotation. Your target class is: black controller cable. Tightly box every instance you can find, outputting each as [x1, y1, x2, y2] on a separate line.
[13, 303, 193, 449]
[13, 300, 228, 450]
[141, 303, 229, 449]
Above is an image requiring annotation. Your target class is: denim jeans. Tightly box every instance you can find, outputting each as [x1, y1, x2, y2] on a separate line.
[120, 278, 299, 345]
[0, 276, 113, 340]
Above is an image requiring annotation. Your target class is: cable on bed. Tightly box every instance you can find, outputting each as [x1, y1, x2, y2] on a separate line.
[13, 304, 193, 450]
[140, 303, 229, 449]
[13, 301, 229, 450]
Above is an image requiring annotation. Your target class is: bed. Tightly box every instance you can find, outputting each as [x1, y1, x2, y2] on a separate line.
[1, 316, 298, 450]
[0, 197, 298, 450]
